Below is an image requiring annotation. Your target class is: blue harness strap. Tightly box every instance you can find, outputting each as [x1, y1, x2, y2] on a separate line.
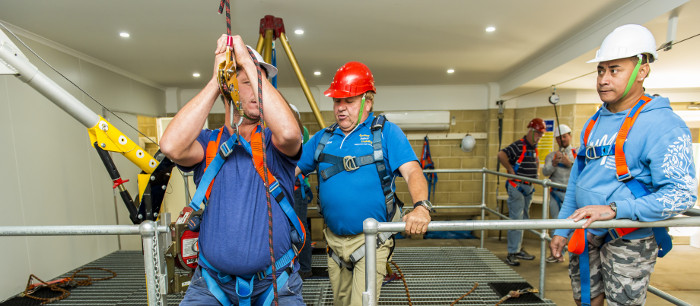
[420, 136, 438, 202]
[550, 188, 564, 208]
[312, 115, 399, 220]
[188, 128, 251, 211]
[506, 180, 534, 196]
[188, 126, 305, 306]
[198, 249, 297, 306]
[580, 230, 591, 306]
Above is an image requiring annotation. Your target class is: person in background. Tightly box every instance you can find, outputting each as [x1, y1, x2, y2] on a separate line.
[497, 118, 545, 266]
[542, 124, 575, 263]
[289, 103, 314, 280]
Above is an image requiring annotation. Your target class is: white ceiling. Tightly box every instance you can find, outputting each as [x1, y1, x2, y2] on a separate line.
[1, 0, 698, 99]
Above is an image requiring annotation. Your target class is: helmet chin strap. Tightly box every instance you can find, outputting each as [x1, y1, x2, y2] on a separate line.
[621, 55, 643, 100]
[354, 93, 367, 129]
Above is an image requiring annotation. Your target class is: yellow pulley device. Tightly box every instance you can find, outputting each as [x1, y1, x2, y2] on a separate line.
[217, 36, 242, 116]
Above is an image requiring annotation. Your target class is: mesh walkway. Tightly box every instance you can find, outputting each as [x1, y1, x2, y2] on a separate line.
[4, 247, 556, 305]
[304, 246, 555, 305]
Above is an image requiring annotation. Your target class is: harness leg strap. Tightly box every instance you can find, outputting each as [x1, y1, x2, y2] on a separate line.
[258, 269, 292, 306]
[235, 276, 255, 306]
[580, 229, 591, 306]
[201, 269, 233, 306]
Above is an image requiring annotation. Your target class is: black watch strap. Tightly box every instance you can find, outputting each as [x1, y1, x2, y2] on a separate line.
[413, 200, 434, 212]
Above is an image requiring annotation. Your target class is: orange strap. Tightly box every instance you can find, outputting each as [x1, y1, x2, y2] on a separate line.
[614, 95, 651, 179]
[204, 128, 224, 199]
[250, 125, 277, 184]
[515, 140, 527, 165]
[203, 125, 277, 199]
[572, 95, 652, 249]
[568, 228, 586, 255]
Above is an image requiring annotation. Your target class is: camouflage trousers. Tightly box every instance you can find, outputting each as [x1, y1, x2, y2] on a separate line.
[569, 233, 658, 305]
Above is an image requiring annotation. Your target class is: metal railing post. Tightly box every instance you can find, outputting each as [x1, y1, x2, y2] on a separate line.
[540, 179, 550, 298]
[480, 168, 487, 248]
[363, 218, 379, 306]
[140, 221, 164, 306]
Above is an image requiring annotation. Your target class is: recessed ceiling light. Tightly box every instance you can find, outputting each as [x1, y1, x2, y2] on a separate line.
[485, 26, 496, 33]
[447, 69, 455, 74]
[294, 29, 304, 35]
[192, 72, 201, 78]
[119, 32, 130, 38]
[313, 71, 321, 76]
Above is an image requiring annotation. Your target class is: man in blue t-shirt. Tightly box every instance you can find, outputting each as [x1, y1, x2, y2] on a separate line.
[296, 62, 431, 306]
[160, 34, 303, 305]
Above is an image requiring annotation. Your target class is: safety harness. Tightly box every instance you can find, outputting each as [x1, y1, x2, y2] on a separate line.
[313, 115, 400, 270]
[420, 136, 438, 202]
[188, 125, 306, 306]
[568, 95, 672, 305]
[507, 139, 538, 195]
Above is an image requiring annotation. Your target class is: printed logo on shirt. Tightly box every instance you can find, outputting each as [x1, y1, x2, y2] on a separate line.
[589, 132, 618, 170]
[356, 134, 372, 146]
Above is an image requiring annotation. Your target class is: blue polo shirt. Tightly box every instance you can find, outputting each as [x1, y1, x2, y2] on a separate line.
[297, 113, 418, 235]
[179, 127, 298, 276]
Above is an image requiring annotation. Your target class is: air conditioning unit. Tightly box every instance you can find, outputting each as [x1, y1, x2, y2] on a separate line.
[381, 111, 450, 130]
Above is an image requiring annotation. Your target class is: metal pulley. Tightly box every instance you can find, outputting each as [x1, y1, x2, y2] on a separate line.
[217, 36, 242, 116]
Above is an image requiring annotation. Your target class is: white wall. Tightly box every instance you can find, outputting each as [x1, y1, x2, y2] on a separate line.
[0, 34, 165, 301]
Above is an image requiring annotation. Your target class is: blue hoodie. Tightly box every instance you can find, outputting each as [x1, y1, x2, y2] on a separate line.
[554, 94, 697, 240]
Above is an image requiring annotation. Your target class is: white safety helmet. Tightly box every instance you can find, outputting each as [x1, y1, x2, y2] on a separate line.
[553, 124, 571, 137]
[289, 103, 301, 119]
[587, 24, 658, 63]
[246, 46, 278, 79]
[460, 134, 476, 152]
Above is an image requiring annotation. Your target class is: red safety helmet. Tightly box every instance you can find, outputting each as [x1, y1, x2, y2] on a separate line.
[527, 118, 546, 133]
[324, 61, 376, 98]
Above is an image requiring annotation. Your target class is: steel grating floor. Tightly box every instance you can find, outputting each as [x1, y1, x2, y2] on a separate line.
[304, 246, 555, 305]
[6, 247, 556, 305]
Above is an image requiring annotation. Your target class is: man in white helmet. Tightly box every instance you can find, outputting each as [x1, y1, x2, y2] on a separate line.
[549, 24, 696, 306]
[541, 124, 574, 263]
[161, 35, 304, 305]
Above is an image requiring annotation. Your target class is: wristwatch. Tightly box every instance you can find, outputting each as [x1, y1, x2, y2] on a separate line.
[413, 200, 434, 213]
[609, 202, 617, 213]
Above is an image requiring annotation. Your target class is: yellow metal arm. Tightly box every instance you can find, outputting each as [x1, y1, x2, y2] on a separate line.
[87, 116, 159, 174]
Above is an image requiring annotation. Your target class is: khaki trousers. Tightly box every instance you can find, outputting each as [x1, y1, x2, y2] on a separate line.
[324, 228, 393, 306]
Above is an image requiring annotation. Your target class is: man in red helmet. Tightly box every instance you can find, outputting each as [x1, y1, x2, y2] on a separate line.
[497, 118, 545, 266]
[296, 61, 431, 305]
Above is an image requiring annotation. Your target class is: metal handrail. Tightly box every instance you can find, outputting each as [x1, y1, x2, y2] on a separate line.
[0, 224, 168, 236]
[362, 217, 700, 306]
[0, 220, 170, 306]
[360, 167, 697, 306]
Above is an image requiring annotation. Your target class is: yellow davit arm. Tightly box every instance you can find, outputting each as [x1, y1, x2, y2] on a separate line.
[87, 116, 158, 173]
[1, 26, 171, 223]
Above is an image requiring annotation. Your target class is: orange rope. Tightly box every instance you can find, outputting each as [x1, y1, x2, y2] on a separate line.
[389, 260, 413, 305]
[450, 282, 479, 306]
[494, 287, 539, 306]
[22, 267, 116, 304]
